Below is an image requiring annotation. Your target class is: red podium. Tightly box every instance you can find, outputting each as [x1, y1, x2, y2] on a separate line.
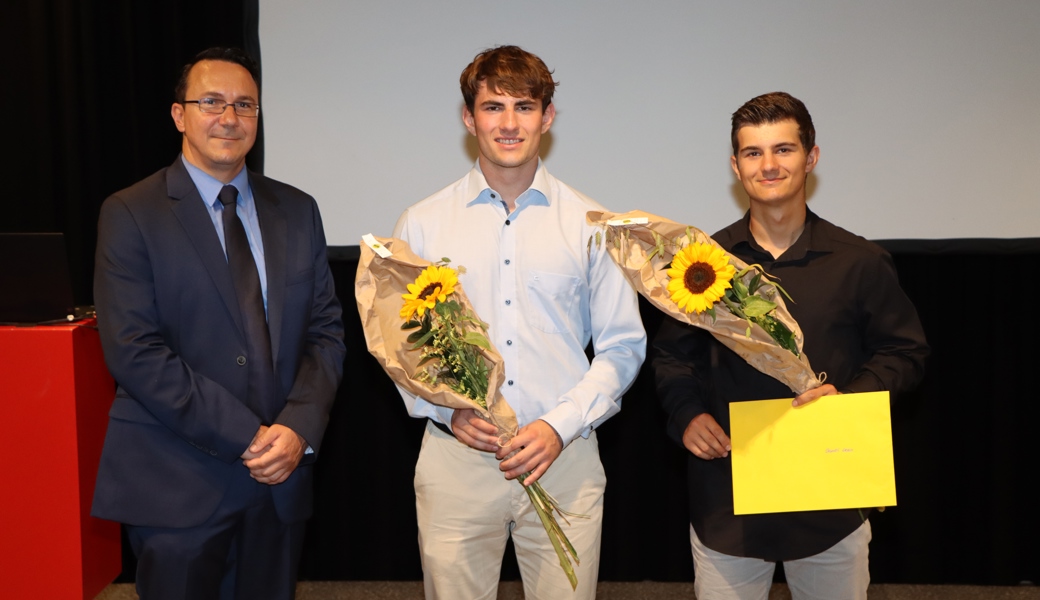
[1, 320, 121, 599]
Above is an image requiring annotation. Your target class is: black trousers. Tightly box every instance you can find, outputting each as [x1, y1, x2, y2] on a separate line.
[126, 462, 306, 600]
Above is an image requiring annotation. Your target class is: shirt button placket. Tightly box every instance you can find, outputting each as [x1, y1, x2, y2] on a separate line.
[499, 202, 518, 404]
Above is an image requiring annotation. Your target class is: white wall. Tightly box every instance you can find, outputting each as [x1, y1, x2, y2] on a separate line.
[259, 0, 1040, 246]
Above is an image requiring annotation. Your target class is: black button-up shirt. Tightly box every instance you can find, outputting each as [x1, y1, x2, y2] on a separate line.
[653, 209, 929, 561]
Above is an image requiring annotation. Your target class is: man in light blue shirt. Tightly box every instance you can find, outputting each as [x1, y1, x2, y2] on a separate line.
[394, 45, 646, 600]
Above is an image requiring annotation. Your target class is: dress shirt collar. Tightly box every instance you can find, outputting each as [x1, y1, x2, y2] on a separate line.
[180, 154, 253, 210]
[732, 208, 834, 262]
[463, 160, 551, 210]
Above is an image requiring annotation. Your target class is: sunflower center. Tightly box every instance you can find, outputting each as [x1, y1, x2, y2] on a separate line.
[683, 262, 716, 294]
[418, 283, 442, 301]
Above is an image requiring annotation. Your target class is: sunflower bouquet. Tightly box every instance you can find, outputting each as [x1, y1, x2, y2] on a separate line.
[586, 210, 821, 394]
[355, 234, 587, 590]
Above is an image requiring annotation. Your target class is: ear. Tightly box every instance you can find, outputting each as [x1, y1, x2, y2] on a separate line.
[462, 105, 476, 136]
[805, 145, 820, 174]
[541, 102, 556, 133]
[171, 102, 186, 133]
[730, 154, 741, 179]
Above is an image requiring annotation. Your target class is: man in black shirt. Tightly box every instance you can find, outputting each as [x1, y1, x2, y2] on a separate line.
[653, 92, 929, 600]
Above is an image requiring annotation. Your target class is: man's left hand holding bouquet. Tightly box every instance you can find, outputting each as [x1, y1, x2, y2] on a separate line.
[451, 409, 563, 483]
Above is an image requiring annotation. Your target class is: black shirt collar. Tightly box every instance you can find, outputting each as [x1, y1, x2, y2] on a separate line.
[731, 208, 833, 263]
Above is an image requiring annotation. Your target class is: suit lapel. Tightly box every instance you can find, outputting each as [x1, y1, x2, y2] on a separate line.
[166, 158, 246, 336]
[250, 172, 287, 366]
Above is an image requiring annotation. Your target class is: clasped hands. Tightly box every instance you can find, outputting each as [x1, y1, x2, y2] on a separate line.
[240, 424, 307, 485]
[683, 384, 839, 460]
[451, 408, 563, 486]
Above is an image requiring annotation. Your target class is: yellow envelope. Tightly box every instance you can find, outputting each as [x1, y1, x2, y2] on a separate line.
[730, 391, 896, 515]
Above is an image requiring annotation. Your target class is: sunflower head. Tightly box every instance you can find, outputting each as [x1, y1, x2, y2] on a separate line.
[665, 242, 737, 314]
[401, 265, 459, 320]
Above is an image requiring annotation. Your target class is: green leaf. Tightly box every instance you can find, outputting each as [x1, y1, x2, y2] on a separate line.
[409, 328, 436, 349]
[755, 315, 799, 356]
[722, 293, 746, 319]
[748, 273, 762, 294]
[406, 322, 431, 343]
[742, 295, 777, 318]
[463, 331, 491, 350]
[401, 319, 421, 330]
[652, 232, 667, 260]
[773, 280, 796, 304]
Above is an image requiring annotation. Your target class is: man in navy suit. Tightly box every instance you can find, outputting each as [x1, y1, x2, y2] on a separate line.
[91, 47, 345, 599]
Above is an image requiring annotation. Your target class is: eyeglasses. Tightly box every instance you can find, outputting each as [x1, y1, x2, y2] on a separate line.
[182, 98, 260, 117]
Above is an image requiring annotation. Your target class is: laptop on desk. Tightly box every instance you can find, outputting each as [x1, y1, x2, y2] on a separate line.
[0, 233, 79, 325]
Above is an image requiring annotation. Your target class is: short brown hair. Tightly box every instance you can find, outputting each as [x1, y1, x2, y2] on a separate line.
[731, 92, 815, 155]
[174, 47, 261, 102]
[460, 45, 559, 113]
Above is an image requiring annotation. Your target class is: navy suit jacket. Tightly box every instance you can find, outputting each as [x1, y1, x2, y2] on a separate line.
[91, 157, 345, 527]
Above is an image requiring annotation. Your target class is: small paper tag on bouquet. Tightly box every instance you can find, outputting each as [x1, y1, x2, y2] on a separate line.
[606, 217, 649, 226]
[361, 233, 393, 258]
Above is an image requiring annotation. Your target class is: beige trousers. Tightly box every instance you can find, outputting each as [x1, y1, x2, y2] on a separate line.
[690, 520, 872, 600]
[415, 421, 606, 600]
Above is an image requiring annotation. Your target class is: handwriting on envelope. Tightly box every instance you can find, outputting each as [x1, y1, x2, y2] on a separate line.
[730, 391, 896, 515]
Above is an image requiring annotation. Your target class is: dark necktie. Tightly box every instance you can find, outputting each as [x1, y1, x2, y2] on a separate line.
[218, 185, 276, 420]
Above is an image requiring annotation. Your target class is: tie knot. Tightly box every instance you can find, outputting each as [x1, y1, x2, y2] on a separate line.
[218, 185, 239, 208]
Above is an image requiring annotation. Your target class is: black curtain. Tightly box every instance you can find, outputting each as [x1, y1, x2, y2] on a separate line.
[305, 243, 1040, 587]
[8, 0, 1039, 587]
[3, 0, 262, 306]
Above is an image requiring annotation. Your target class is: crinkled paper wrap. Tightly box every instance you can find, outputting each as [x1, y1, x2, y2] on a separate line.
[587, 210, 821, 395]
[355, 235, 519, 437]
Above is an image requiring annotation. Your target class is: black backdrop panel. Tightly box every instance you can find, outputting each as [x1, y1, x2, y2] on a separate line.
[287, 244, 1040, 586]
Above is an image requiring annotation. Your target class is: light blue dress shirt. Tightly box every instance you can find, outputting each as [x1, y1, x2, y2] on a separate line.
[394, 162, 647, 445]
[181, 155, 268, 314]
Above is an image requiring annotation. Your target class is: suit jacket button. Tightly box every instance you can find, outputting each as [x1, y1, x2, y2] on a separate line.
[210, 450, 218, 456]
[237, 356, 247, 366]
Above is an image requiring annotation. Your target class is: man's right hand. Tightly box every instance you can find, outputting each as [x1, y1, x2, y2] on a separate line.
[450, 408, 501, 452]
[241, 425, 269, 460]
[683, 413, 731, 460]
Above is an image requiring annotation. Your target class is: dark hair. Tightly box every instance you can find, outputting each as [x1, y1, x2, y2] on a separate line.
[460, 45, 559, 113]
[174, 47, 261, 102]
[730, 92, 815, 155]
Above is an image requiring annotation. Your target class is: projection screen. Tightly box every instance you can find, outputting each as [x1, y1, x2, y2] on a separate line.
[259, 0, 1040, 246]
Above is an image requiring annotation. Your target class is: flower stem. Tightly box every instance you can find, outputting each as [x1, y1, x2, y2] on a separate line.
[519, 476, 580, 590]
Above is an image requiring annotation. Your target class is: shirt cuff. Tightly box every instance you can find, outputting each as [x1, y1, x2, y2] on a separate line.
[538, 403, 585, 446]
[669, 403, 707, 447]
[434, 405, 456, 431]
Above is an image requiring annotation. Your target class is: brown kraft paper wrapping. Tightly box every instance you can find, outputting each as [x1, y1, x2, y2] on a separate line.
[586, 210, 822, 395]
[354, 235, 519, 439]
